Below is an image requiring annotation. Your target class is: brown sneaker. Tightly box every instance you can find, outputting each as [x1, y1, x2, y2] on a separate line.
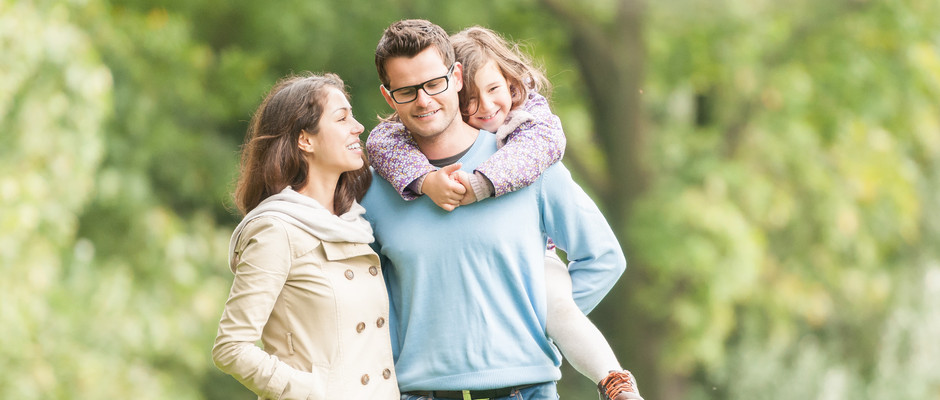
[597, 370, 643, 400]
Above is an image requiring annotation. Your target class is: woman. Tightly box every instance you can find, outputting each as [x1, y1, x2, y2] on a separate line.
[212, 72, 398, 399]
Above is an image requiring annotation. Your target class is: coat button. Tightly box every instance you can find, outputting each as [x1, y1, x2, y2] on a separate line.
[361, 374, 370, 385]
[345, 269, 354, 280]
[369, 266, 378, 276]
[383, 368, 391, 379]
[356, 322, 366, 333]
[376, 317, 385, 328]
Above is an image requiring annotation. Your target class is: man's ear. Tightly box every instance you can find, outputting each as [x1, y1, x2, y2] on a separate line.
[298, 129, 315, 153]
[380, 85, 395, 109]
[452, 62, 464, 92]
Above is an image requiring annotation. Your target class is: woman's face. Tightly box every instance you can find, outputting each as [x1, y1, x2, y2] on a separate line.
[464, 60, 513, 133]
[307, 87, 365, 175]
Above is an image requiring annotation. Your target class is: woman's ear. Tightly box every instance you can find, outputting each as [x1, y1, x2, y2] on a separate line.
[298, 129, 316, 154]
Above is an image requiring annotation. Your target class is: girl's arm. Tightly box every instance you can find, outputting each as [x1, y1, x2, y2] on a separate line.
[365, 120, 436, 200]
[475, 91, 566, 197]
[366, 120, 467, 209]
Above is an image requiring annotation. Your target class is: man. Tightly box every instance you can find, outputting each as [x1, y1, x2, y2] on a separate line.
[361, 19, 627, 400]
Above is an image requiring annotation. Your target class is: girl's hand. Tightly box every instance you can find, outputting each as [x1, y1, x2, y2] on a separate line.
[452, 171, 478, 205]
[422, 163, 466, 211]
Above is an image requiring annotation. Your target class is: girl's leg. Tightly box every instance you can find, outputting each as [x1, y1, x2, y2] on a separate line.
[544, 250, 642, 400]
[543, 250, 622, 382]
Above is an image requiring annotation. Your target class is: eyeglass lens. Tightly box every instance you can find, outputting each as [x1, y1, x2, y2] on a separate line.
[392, 77, 448, 103]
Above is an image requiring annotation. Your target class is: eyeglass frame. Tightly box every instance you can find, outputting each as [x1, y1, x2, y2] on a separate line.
[384, 63, 456, 104]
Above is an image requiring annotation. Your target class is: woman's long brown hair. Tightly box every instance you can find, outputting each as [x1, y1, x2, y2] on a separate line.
[233, 72, 371, 216]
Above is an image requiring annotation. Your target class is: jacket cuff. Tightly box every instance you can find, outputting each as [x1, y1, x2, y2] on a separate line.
[470, 172, 494, 201]
[409, 173, 429, 196]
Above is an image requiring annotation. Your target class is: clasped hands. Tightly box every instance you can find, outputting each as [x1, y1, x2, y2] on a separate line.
[421, 163, 477, 211]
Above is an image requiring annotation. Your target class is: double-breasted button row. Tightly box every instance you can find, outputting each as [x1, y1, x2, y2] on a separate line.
[344, 266, 379, 280]
[355, 317, 387, 333]
[359, 369, 392, 385]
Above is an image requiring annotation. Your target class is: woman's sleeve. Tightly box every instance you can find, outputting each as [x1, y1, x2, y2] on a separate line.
[475, 92, 567, 197]
[365, 120, 436, 200]
[212, 218, 322, 400]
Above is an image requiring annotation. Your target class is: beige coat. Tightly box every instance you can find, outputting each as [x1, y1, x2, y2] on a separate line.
[212, 216, 398, 400]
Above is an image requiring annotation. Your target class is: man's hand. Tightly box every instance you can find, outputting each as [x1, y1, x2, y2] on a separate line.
[421, 163, 466, 211]
[452, 171, 477, 205]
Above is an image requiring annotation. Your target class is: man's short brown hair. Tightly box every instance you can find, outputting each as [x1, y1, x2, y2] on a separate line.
[375, 19, 456, 88]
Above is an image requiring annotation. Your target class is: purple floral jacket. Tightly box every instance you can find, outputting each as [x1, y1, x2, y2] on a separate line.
[365, 91, 566, 200]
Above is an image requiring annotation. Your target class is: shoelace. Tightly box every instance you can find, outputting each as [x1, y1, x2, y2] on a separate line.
[600, 370, 637, 399]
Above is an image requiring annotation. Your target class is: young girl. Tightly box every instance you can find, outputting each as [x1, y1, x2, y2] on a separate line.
[366, 26, 641, 400]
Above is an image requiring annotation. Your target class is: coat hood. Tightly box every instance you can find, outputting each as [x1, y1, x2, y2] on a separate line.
[227, 187, 374, 272]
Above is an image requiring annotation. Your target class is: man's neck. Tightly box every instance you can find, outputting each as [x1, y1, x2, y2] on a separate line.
[413, 121, 479, 160]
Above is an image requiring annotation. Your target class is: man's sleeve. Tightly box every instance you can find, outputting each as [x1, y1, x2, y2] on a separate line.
[538, 163, 626, 314]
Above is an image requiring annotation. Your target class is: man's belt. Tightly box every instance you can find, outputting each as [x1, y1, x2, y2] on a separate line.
[403, 383, 537, 399]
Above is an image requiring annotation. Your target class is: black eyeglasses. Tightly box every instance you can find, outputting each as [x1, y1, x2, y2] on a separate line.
[385, 64, 455, 104]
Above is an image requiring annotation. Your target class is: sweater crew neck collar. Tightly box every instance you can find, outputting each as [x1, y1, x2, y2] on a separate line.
[427, 129, 489, 168]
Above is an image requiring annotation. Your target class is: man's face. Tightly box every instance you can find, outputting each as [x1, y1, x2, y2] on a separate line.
[381, 47, 463, 142]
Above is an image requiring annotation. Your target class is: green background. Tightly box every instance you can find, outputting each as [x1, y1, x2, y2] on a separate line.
[3, 0, 939, 398]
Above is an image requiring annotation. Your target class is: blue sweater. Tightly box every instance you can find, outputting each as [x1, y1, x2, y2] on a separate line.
[362, 131, 626, 392]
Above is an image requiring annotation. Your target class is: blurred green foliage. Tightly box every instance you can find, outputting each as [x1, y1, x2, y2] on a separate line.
[630, 1, 940, 398]
[2, 0, 938, 399]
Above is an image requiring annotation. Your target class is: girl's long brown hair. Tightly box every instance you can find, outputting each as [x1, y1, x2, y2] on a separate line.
[451, 26, 551, 117]
[234, 72, 371, 216]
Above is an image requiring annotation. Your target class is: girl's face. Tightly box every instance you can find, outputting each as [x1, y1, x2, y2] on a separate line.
[465, 60, 513, 133]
